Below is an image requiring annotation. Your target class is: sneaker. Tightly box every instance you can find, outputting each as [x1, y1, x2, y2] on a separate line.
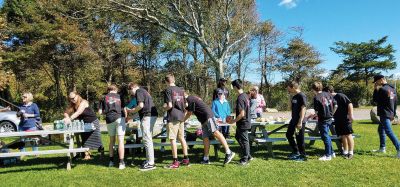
[119, 162, 126, 170]
[223, 152, 236, 165]
[108, 161, 114, 167]
[200, 159, 210, 165]
[238, 159, 249, 166]
[165, 161, 180, 169]
[347, 154, 354, 160]
[331, 152, 336, 158]
[294, 155, 307, 162]
[139, 162, 156, 171]
[288, 153, 300, 160]
[181, 158, 190, 166]
[287, 152, 300, 159]
[373, 147, 386, 153]
[318, 155, 332, 161]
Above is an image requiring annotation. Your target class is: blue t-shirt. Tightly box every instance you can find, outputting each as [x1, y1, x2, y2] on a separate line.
[19, 103, 41, 128]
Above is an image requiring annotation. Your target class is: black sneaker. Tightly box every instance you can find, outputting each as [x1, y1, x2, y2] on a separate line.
[238, 159, 248, 166]
[139, 162, 156, 171]
[287, 152, 300, 160]
[200, 159, 211, 165]
[347, 154, 354, 160]
[294, 155, 307, 162]
[224, 152, 236, 165]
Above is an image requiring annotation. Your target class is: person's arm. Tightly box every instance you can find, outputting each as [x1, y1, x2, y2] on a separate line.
[229, 109, 245, 124]
[259, 94, 266, 107]
[332, 97, 338, 114]
[211, 101, 220, 118]
[183, 111, 192, 122]
[348, 103, 354, 122]
[65, 101, 89, 122]
[130, 102, 144, 114]
[297, 105, 306, 128]
[23, 104, 40, 118]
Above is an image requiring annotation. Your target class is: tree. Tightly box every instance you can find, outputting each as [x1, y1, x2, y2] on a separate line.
[331, 36, 396, 88]
[277, 37, 322, 84]
[98, 0, 257, 80]
[253, 20, 282, 95]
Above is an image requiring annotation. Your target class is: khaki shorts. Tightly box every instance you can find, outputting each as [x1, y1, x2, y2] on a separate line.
[167, 121, 184, 140]
[107, 118, 126, 136]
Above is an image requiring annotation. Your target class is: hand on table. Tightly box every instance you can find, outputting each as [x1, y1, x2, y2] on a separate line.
[63, 117, 72, 125]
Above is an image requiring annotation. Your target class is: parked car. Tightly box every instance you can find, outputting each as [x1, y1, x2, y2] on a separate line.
[0, 106, 20, 133]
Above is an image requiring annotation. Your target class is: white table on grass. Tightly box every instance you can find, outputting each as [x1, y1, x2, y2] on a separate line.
[0, 129, 91, 170]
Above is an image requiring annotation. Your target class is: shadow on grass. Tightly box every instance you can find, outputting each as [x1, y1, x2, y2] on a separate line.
[0, 156, 70, 174]
[358, 121, 378, 125]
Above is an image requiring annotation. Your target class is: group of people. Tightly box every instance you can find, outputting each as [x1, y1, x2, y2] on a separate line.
[4, 73, 400, 171]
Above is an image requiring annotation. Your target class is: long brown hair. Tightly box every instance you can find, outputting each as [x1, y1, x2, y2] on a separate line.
[65, 91, 84, 115]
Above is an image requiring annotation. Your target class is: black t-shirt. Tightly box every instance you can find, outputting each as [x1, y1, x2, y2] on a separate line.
[291, 92, 307, 121]
[101, 93, 122, 123]
[135, 88, 158, 119]
[333, 93, 352, 121]
[313, 92, 337, 122]
[77, 108, 98, 123]
[185, 95, 214, 124]
[164, 86, 185, 122]
[373, 84, 397, 118]
[212, 87, 229, 101]
[236, 93, 251, 129]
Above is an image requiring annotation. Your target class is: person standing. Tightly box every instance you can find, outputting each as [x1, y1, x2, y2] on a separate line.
[125, 83, 159, 171]
[252, 86, 266, 118]
[163, 74, 189, 169]
[18, 92, 41, 153]
[64, 91, 104, 161]
[212, 78, 230, 101]
[286, 82, 307, 161]
[312, 82, 337, 161]
[99, 85, 126, 169]
[211, 89, 231, 138]
[372, 74, 400, 158]
[227, 79, 252, 166]
[183, 91, 235, 165]
[324, 85, 355, 159]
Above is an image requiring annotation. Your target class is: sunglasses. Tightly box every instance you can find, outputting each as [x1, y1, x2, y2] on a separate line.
[69, 95, 77, 100]
[22, 96, 27, 99]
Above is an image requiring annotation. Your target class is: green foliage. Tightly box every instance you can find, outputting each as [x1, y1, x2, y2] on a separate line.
[331, 36, 396, 87]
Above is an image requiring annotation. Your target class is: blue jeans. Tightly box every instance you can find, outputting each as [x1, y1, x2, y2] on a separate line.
[318, 120, 333, 156]
[378, 117, 400, 150]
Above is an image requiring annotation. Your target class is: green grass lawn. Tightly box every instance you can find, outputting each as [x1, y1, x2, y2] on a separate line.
[1, 120, 400, 187]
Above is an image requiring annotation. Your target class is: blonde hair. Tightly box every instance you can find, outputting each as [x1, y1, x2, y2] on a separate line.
[22, 92, 34, 102]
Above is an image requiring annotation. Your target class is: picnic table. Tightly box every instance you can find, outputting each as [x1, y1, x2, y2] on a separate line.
[0, 129, 92, 170]
[249, 120, 357, 158]
[122, 120, 234, 159]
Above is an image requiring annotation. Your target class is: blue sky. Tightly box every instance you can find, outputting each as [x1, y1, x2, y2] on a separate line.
[1, 0, 399, 83]
[254, 0, 400, 82]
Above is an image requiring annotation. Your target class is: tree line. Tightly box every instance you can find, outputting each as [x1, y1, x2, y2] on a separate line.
[0, 0, 397, 121]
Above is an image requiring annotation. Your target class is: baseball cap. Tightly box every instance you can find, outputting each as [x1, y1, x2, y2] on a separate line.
[373, 74, 384, 83]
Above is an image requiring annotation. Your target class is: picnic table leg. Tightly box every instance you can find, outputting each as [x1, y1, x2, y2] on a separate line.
[66, 133, 74, 170]
[266, 142, 274, 158]
[214, 144, 219, 160]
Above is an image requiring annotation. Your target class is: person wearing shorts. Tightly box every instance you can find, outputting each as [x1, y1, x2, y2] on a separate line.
[99, 84, 126, 169]
[125, 83, 158, 171]
[324, 85, 355, 159]
[183, 91, 235, 165]
[163, 74, 189, 169]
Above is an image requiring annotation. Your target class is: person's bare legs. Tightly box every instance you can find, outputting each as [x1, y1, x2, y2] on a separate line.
[347, 134, 354, 154]
[203, 137, 210, 157]
[109, 136, 115, 158]
[170, 138, 178, 158]
[341, 136, 348, 154]
[117, 135, 124, 160]
[213, 131, 230, 153]
[178, 134, 188, 156]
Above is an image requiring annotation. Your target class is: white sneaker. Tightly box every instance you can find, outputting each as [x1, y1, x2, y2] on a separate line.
[119, 162, 126, 170]
[373, 147, 386, 153]
[332, 152, 336, 158]
[318, 155, 332, 161]
[108, 161, 114, 167]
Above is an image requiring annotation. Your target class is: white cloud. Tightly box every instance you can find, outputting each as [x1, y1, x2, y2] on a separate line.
[278, 0, 298, 9]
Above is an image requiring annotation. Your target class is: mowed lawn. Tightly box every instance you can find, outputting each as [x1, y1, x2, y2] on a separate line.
[1, 120, 400, 187]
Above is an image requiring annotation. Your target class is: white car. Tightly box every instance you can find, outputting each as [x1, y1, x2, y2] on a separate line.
[0, 106, 20, 133]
